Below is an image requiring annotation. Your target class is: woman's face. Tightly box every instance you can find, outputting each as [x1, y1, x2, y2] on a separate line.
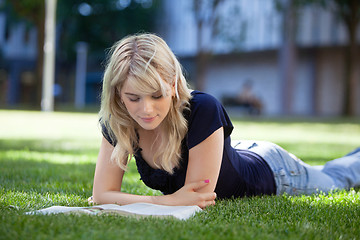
[120, 80, 174, 131]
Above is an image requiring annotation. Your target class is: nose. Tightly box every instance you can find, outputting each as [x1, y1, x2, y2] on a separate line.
[142, 98, 154, 114]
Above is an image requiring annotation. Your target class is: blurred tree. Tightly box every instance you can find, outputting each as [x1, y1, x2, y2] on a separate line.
[329, 0, 359, 116]
[275, 0, 298, 115]
[275, 0, 359, 116]
[3, 0, 160, 105]
[308, 0, 359, 116]
[57, 0, 160, 62]
[193, 0, 235, 91]
[275, 0, 324, 115]
[3, 0, 45, 105]
[192, 0, 247, 91]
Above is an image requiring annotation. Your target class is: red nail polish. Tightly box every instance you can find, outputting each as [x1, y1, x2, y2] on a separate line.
[204, 179, 210, 183]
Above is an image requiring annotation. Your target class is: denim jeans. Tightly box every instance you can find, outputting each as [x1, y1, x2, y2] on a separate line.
[232, 140, 360, 195]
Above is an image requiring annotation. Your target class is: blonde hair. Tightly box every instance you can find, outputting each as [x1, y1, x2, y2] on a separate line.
[99, 33, 191, 174]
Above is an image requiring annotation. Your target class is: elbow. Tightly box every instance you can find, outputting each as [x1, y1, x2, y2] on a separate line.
[91, 194, 100, 205]
[92, 189, 106, 205]
[92, 187, 120, 205]
[91, 195, 101, 205]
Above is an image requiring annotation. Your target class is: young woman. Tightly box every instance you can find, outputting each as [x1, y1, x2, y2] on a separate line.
[91, 33, 360, 208]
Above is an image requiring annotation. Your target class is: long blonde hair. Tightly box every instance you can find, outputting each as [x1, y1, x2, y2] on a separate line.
[99, 33, 191, 174]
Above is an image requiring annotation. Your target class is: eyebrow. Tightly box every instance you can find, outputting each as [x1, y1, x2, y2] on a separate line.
[124, 91, 162, 96]
[124, 93, 139, 97]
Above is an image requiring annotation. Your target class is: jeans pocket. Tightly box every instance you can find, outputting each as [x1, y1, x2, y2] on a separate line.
[273, 168, 290, 194]
[277, 168, 289, 184]
[274, 165, 307, 195]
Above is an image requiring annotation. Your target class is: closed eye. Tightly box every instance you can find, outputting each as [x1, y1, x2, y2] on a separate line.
[128, 97, 140, 102]
[124, 93, 140, 102]
[152, 90, 165, 100]
[152, 94, 163, 99]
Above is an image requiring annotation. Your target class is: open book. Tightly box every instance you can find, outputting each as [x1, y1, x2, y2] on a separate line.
[26, 203, 202, 220]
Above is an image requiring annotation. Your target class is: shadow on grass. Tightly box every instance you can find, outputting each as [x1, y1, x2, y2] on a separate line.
[1, 158, 144, 191]
[1, 159, 95, 194]
[2, 134, 359, 238]
[1, 155, 359, 239]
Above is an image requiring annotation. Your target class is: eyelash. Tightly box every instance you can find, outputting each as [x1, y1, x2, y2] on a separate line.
[153, 95, 163, 99]
[128, 95, 163, 102]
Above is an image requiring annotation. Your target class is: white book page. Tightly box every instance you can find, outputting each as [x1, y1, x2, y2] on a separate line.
[26, 203, 202, 220]
[98, 203, 202, 220]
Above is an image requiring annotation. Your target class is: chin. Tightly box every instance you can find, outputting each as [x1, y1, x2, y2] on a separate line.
[138, 123, 161, 131]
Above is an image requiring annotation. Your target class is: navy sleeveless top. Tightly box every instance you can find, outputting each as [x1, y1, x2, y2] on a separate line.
[101, 91, 276, 199]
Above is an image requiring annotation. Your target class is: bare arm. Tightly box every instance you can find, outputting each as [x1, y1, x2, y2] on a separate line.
[92, 137, 216, 208]
[185, 127, 224, 195]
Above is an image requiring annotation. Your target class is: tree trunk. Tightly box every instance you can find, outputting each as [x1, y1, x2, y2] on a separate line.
[340, 0, 359, 116]
[343, 23, 358, 116]
[279, 0, 297, 115]
[195, 17, 206, 91]
[36, 17, 45, 106]
[195, 51, 210, 91]
[194, 3, 208, 92]
[193, 0, 222, 92]
[9, 0, 46, 107]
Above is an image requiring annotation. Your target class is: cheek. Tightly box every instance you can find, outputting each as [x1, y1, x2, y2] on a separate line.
[161, 98, 173, 113]
[123, 102, 137, 115]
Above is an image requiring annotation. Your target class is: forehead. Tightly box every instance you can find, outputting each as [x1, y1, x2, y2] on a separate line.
[120, 78, 171, 95]
[121, 80, 143, 94]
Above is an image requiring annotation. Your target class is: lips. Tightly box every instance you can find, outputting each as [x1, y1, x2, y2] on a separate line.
[141, 116, 157, 123]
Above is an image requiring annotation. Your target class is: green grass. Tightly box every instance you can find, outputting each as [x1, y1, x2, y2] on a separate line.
[1, 110, 360, 240]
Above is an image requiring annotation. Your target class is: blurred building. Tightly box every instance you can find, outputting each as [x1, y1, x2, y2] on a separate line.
[1, 0, 360, 116]
[0, 10, 37, 106]
[0, 3, 98, 108]
[160, 0, 360, 116]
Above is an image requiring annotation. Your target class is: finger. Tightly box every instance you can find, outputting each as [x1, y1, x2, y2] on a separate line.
[197, 192, 216, 208]
[200, 199, 216, 209]
[207, 200, 216, 207]
[191, 179, 211, 192]
[203, 192, 217, 201]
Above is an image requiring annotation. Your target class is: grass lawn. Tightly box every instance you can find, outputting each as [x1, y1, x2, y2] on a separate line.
[1, 110, 360, 240]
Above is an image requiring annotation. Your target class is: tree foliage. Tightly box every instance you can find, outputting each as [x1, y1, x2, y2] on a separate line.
[4, 0, 160, 60]
[3, 0, 46, 105]
[7, 0, 45, 22]
[57, 0, 160, 61]
[323, 0, 359, 116]
[2, 0, 160, 105]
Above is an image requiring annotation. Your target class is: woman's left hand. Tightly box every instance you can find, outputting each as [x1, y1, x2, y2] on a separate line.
[163, 179, 217, 209]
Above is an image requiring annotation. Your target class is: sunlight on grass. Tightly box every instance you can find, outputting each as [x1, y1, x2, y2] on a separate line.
[0, 110, 101, 141]
[1, 190, 89, 209]
[1, 110, 360, 239]
[1, 150, 95, 164]
[287, 189, 360, 206]
[231, 120, 360, 145]
[0, 149, 139, 171]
